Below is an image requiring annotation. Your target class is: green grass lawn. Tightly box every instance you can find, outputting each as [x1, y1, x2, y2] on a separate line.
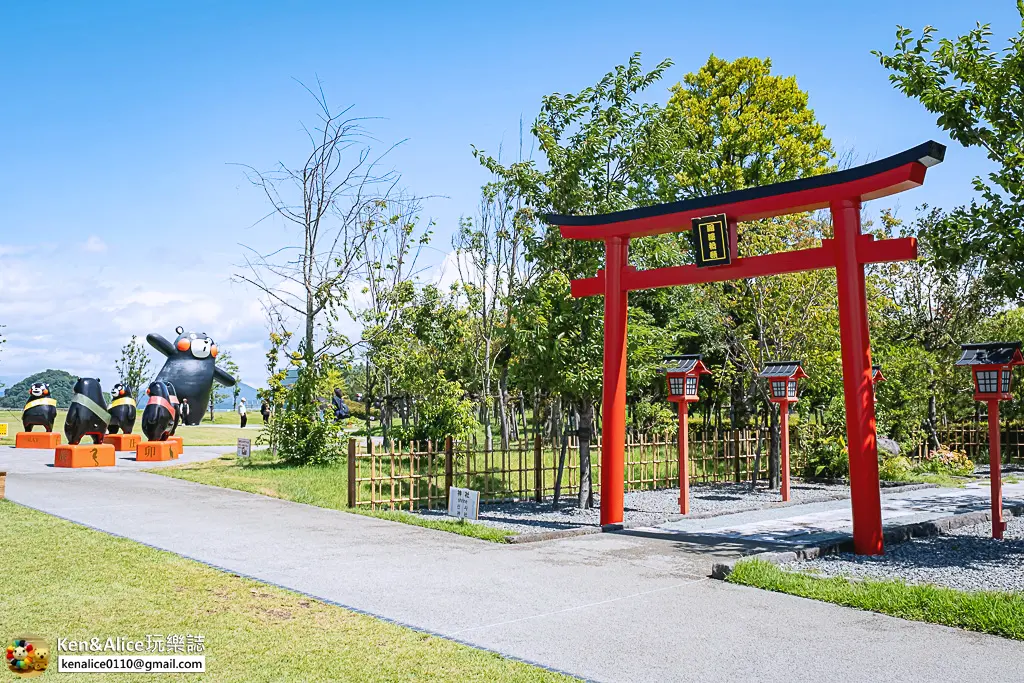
[726, 559, 1024, 640]
[153, 454, 513, 543]
[0, 501, 567, 682]
[0, 409, 260, 447]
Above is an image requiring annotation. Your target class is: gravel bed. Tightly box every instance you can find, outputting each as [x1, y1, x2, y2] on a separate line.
[415, 481, 850, 536]
[783, 515, 1024, 594]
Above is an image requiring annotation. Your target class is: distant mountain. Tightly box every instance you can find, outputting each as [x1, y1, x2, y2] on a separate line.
[0, 370, 78, 408]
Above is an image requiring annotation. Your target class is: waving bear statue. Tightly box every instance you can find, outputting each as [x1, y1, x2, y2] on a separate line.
[64, 377, 109, 445]
[22, 382, 58, 432]
[107, 382, 137, 435]
[147, 326, 236, 425]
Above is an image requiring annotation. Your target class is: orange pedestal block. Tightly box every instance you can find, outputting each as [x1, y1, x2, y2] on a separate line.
[55, 443, 116, 468]
[104, 433, 141, 451]
[166, 436, 183, 459]
[16, 431, 62, 449]
[136, 441, 176, 462]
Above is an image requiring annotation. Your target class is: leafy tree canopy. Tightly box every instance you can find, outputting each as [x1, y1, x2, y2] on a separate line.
[875, 4, 1024, 299]
[663, 54, 835, 199]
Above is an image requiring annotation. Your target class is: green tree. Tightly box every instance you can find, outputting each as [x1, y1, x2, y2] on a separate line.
[875, 5, 1024, 299]
[662, 55, 834, 199]
[114, 335, 153, 400]
[257, 331, 293, 458]
[871, 207, 998, 447]
[659, 54, 836, 487]
[208, 350, 240, 420]
[477, 53, 674, 507]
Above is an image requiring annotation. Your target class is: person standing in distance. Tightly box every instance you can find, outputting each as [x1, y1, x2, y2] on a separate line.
[261, 400, 270, 425]
[179, 397, 191, 426]
[238, 397, 247, 428]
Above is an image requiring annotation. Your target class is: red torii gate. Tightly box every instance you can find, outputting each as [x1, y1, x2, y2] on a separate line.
[547, 141, 945, 556]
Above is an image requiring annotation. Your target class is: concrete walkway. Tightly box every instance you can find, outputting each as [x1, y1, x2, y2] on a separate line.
[2, 445, 1022, 682]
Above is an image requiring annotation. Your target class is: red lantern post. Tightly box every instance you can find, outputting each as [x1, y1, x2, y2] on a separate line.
[758, 361, 808, 501]
[955, 342, 1024, 539]
[663, 355, 711, 514]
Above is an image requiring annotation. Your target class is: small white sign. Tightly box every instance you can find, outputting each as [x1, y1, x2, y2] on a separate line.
[447, 486, 480, 520]
[237, 437, 251, 458]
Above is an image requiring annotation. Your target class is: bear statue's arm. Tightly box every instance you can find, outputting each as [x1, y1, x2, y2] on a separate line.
[146, 333, 176, 358]
[213, 366, 237, 387]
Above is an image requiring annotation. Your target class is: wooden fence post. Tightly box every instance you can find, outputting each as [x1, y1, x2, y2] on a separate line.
[733, 429, 741, 483]
[347, 438, 356, 508]
[444, 436, 454, 498]
[534, 434, 543, 502]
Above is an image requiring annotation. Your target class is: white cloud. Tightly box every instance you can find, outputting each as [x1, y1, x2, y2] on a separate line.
[83, 235, 107, 253]
[0, 243, 270, 390]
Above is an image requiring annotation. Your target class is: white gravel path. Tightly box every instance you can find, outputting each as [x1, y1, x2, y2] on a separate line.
[784, 515, 1024, 594]
[416, 481, 851, 535]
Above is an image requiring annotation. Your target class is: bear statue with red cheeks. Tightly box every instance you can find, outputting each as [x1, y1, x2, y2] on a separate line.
[147, 326, 236, 425]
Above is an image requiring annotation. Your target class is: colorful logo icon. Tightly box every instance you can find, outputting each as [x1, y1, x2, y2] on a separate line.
[5, 636, 50, 678]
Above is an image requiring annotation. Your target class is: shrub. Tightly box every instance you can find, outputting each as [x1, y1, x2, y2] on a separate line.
[273, 410, 340, 466]
[918, 447, 974, 477]
[632, 398, 677, 434]
[802, 436, 849, 479]
[879, 455, 914, 482]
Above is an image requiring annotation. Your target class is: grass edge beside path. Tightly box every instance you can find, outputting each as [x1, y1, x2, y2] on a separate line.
[0, 500, 570, 682]
[726, 558, 1024, 640]
[151, 456, 514, 543]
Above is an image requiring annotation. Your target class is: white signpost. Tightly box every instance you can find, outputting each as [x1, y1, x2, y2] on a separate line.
[237, 437, 251, 459]
[447, 486, 480, 520]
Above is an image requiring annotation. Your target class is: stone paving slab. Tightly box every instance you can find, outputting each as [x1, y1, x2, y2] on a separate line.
[646, 481, 1024, 549]
[2, 445, 1022, 682]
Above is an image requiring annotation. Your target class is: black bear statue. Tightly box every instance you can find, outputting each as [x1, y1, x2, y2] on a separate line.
[165, 380, 181, 436]
[141, 380, 175, 441]
[65, 378, 109, 445]
[22, 382, 58, 432]
[107, 382, 137, 435]
[147, 326, 236, 425]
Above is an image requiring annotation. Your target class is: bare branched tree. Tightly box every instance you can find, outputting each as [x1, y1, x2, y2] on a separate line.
[235, 80, 403, 366]
[453, 182, 533, 450]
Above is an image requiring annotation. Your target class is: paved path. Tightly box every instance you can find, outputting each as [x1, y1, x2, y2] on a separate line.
[2, 445, 1022, 682]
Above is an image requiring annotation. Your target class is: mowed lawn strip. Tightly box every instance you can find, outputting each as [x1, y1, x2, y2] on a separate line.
[153, 455, 513, 542]
[726, 559, 1024, 640]
[0, 501, 570, 682]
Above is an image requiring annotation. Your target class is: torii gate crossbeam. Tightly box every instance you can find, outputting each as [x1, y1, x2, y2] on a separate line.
[546, 141, 945, 556]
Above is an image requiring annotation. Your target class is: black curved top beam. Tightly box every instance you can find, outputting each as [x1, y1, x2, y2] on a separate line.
[545, 141, 945, 228]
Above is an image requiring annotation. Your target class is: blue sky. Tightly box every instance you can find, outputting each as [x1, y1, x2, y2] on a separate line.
[0, 1, 1019, 389]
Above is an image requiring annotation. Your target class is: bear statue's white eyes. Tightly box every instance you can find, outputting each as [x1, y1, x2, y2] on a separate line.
[190, 333, 197, 340]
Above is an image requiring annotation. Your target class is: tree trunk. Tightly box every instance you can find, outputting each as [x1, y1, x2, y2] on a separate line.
[926, 391, 940, 450]
[364, 361, 372, 451]
[532, 389, 541, 442]
[549, 396, 561, 441]
[553, 417, 569, 508]
[751, 405, 764, 490]
[520, 394, 529, 444]
[578, 401, 595, 509]
[497, 365, 510, 451]
[769, 404, 781, 489]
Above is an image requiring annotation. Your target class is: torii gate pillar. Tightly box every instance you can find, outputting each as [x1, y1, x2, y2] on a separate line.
[832, 198, 883, 554]
[601, 236, 629, 526]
